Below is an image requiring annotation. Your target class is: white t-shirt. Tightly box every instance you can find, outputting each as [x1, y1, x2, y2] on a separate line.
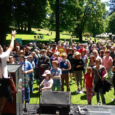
[0, 50, 10, 78]
[43, 79, 53, 91]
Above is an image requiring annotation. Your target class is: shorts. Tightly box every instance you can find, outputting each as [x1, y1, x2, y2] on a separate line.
[69, 66, 74, 73]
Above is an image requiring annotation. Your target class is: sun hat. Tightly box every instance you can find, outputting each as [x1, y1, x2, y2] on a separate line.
[42, 70, 51, 76]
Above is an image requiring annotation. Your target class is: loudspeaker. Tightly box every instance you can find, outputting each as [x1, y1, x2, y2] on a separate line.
[40, 91, 71, 115]
[2, 64, 22, 115]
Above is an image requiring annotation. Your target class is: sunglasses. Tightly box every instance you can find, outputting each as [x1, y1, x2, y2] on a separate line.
[62, 56, 65, 58]
[106, 52, 110, 53]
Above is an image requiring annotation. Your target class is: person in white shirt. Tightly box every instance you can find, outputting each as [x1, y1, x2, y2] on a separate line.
[0, 30, 16, 115]
[38, 70, 53, 91]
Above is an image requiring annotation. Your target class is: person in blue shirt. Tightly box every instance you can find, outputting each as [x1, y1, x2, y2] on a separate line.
[60, 53, 71, 91]
[19, 54, 33, 103]
[51, 61, 62, 91]
[27, 54, 35, 93]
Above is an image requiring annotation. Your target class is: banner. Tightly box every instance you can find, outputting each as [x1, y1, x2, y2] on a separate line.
[56, 46, 67, 57]
[15, 38, 22, 46]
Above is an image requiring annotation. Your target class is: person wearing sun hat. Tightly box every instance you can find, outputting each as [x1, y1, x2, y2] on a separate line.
[38, 70, 53, 91]
[73, 52, 84, 93]
[60, 53, 71, 91]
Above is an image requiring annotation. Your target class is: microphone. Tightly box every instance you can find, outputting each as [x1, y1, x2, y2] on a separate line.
[11, 54, 27, 59]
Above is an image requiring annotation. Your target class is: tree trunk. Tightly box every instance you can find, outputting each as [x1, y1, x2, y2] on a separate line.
[21, 22, 23, 31]
[28, 22, 31, 33]
[55, 0, 60, 43]
[0, 0, 10, 46]
[78, 32, 82, 42]
[0, 23, 7, 46]
[24, 23, 26, 32]
[17, 21, 20, 32]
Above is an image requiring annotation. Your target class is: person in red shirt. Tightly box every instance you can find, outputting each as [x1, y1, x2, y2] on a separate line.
[84, 67, 94, 105]
[78, 44, 87, 54]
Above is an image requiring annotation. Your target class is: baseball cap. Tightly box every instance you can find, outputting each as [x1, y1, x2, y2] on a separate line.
[42, 70, 51, 76]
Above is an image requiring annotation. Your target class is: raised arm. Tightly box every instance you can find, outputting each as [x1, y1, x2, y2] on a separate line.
[7, 30, 16, 54]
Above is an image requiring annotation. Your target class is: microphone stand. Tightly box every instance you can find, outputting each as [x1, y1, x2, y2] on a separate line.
[37, 67, 42, 115]
[14, 55, 28, 114]
[23, 56, 28, 114]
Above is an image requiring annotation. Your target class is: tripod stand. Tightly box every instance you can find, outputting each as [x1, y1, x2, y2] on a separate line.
[36, 67, 44, 115]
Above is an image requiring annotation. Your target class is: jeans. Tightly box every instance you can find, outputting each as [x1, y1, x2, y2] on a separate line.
[96, 88, 106, 104]
[22, 87, 30, 103]
[52, 79, 61, 91]
[28, 74, 33, 93]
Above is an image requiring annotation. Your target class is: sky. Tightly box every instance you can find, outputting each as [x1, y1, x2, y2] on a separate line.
[101, 0, 109, 10]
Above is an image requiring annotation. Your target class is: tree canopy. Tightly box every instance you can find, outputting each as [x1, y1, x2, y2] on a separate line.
[106, 12, 115, 34]
[0, 0, 107, 45]
[48, 0, 106, 42]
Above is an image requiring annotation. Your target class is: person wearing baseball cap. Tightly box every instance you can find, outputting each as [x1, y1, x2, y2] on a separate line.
[38, 70, 53, 91]
[27, 54, 35, 93]
[19, 53, 33, 103]
[35, 49, 51, 82]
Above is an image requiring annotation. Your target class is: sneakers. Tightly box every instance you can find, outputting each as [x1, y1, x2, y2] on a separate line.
[97, 102, 101, 105]
[112, 98, 115, 102]
[75, 88, 83, 94]
[75, 88, 80, 93]
[88, 101, 92, 105]
[81, 87, 83, 92]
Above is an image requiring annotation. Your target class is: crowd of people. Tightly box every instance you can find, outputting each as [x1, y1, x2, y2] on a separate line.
[1, 31, 115, 115]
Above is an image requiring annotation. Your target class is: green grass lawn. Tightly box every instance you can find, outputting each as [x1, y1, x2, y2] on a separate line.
[6, 28, 96, 43]
[30, 76, 115, 105]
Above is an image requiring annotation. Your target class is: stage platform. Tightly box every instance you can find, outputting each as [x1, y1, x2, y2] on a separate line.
[23, 104, 115, 115]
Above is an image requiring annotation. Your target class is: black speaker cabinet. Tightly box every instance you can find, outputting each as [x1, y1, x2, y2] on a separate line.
[2, 64, 22, 115]
[40, 91, 71, 115]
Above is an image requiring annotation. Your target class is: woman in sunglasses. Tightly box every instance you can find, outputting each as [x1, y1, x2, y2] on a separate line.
[93, 50, 102, 63]
[92, 58, 107, 105]
[60, 53, 71, 91]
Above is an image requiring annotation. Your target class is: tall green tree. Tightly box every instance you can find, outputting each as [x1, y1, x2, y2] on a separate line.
[64, 0, 106, 41]
[48, 0, 106, 41]
[106, 12, 115, 34]
[49, 0, 67, 42]
[0, 0, 12, 46]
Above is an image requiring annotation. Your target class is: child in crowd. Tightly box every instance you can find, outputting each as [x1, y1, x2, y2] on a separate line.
[84, 67, 94, 105]
[38, 70, 53, 91]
